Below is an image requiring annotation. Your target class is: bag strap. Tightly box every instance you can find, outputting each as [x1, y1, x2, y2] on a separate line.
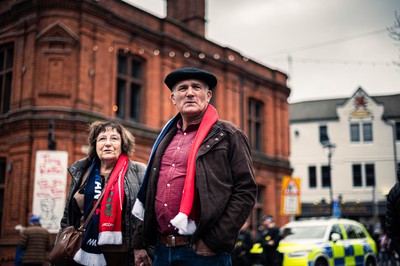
[78, 188, 106, 232]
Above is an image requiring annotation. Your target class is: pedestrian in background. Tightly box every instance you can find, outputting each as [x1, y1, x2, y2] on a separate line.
[14, 224, 26, 266]
[132, 67, 257, 266]
[379, 229, 390, 266]
[260, 215, 281, 266]
[232, 220, 254, 266]
[386, 168, 400, 256]
[19, 214, 51, 266]
[57, 121, 146, 266]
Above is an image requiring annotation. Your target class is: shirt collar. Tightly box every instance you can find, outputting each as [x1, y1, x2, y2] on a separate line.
[177, 119, 200, 133]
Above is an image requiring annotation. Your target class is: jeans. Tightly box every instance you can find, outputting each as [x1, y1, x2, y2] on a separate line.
[154, 243, 232, 266]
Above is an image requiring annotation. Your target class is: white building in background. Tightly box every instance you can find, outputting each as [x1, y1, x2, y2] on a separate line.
[290, 87, 400, 229]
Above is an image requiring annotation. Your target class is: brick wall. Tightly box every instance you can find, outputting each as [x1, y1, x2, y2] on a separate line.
[0, 0, 291, 261]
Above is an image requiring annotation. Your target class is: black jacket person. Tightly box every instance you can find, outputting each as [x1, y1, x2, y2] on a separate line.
[260, 215, 281, 266]
[386, 169, 400, 255]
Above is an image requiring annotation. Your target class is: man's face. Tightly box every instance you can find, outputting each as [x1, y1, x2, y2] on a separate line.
[263, 219, 274, 228]
[170, 79, 212, 120]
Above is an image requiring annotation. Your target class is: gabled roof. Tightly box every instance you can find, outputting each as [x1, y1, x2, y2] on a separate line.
[290, 92, 400, 122]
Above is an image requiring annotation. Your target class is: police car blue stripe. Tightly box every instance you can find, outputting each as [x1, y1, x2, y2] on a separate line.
[344, 245, 354, 256]
[323, 246, 333, 258]
[355, 255, 364, 266]
[334, 257, 345, 266]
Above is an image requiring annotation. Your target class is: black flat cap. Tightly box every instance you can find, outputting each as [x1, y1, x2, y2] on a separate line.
[164, 67, 217, 91]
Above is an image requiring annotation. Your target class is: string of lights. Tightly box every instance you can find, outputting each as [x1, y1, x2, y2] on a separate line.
[267, 57, 396, 67]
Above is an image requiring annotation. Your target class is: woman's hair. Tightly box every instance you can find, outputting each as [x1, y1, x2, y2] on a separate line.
[87, 121, 135, 160]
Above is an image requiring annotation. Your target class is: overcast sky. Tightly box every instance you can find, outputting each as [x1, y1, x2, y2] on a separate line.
[124, 0, 399, 103]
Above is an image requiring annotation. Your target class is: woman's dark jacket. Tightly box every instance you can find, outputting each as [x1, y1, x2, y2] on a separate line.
[58, 158, 146, 262]
[386, 171, 400, 254]
[132, 119, 257, 253]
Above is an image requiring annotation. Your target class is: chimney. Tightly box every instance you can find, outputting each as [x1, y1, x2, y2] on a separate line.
[166, 0, 206, 36]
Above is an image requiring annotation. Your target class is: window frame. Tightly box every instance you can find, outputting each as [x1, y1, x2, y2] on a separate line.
[321, 165, 331, 188]
[115, 51, 144, 122]
[362, 122, 373, 142]
[352, 164, 362, 187]
[350, 122, 373, 143]
[350, 123, 360, 142]
[365, 164, 375, 187]
[247, 98, 263, 151]
[319, 125, 328, 144]
[308, 166, 317, 188]
[0, 43, 14, 115]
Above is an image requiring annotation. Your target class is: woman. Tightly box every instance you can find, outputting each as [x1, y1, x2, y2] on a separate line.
[57, 121, 146, 266]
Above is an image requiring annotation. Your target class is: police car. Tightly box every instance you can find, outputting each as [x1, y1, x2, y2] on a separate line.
[277, 218, 377, 266]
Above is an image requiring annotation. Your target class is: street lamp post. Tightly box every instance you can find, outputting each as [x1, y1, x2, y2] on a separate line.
[322, 141, 336, 216]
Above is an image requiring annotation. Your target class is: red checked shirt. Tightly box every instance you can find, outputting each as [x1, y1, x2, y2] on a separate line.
[155, 121, 199, 235]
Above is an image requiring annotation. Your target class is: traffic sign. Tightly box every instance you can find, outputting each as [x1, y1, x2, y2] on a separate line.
[281, 176, 301, 215]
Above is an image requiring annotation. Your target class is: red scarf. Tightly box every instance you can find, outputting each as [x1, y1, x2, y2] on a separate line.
[98, 154, 128, 245]
[74, 155, 128, 265]
[170, 105, 219, 234]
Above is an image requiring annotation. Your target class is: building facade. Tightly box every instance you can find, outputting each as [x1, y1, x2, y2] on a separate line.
[0, 0, 291, 261]
[290, 87, 400, 230]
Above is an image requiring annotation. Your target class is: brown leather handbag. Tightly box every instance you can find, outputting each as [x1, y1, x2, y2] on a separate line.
[49, 190, 105, 264]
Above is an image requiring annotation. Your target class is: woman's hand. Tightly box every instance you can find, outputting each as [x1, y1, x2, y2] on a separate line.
[193, 239, 216, 256]
[134, 249, 152, 266]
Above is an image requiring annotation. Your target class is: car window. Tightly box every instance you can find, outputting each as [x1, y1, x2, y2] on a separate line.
[329, 224, 343, 240]
[283, 226, 327, 240]
[353, 224, 366, 238]
[343, 224, 358, 239]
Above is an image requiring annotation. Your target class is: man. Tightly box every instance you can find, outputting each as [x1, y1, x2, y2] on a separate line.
[20, 214, 51, 266]
[132, 67, 257, 266]
[260, 215, 281, 266]
[386, 169, 400, 255]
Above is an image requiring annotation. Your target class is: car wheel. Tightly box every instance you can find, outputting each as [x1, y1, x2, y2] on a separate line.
[314, 258, 328, 266]
[365, 257, 376, 266]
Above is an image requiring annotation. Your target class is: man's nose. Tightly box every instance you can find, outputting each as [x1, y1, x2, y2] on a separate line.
[186, 87, 195, 96]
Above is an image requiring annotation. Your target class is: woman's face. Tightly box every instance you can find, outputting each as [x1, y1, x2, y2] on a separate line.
[96, 127, 122, 164]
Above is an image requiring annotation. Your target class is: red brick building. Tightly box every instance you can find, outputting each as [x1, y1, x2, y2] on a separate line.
[0, 0, 291, 261]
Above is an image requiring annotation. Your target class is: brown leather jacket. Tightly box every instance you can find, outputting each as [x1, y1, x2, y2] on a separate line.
[133, 119, 257, 253]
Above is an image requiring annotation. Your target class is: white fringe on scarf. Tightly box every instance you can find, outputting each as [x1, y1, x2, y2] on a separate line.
[170, 212, 197, 235]
[74, 248, 107, 266]
[98, 231, 122, 245]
